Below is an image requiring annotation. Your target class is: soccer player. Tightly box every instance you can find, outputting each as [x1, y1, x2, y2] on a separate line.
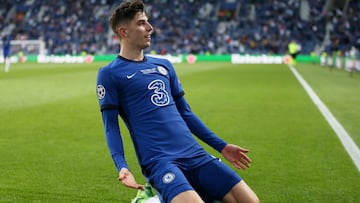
[288, 39, 301, 66]
[2, 34, 12, 72]
[96, 1, 259, 203]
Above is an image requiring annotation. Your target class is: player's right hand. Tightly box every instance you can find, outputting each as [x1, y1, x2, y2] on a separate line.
[118, 168, 145, 190]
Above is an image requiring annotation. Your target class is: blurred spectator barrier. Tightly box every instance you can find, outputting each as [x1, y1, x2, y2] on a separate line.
[1, 54, 325, 65]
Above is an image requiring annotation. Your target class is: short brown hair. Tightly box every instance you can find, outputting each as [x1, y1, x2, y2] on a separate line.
[110, 0, 145, 37]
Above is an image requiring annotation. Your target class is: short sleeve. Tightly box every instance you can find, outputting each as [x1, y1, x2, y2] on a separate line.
[96, 68, 119, 111]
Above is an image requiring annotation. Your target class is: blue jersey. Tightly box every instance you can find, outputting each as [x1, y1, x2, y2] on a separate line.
[97, 55, 227, 171]
[2, 35, 11, 57]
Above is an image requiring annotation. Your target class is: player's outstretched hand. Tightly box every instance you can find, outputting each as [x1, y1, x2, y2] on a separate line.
[221, 144, 252, 170]
[118, 168, 145, 190]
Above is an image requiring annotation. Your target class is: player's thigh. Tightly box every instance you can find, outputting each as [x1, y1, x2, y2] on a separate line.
[170, 190, 203, 203]
[190, 159, 241, 202]
[147, 162, 194, 203]
[222, 180, 259, 203]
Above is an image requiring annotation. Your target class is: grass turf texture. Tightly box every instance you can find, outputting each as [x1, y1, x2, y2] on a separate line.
[0, 62, 359, 202]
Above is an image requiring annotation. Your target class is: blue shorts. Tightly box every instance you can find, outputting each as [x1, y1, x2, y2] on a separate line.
[145, 154, 242, 203]
[3, 47, 10, 57]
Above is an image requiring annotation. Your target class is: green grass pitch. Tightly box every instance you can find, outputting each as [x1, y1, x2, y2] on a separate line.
[0, 62, 359, 202]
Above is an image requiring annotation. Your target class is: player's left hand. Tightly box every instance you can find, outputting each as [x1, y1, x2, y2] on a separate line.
[221, 144, 252, 170]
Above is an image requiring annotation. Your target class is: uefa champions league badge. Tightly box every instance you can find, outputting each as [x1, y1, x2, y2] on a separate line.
[97, 85, 106, 99]
[157, 66, 168, 76]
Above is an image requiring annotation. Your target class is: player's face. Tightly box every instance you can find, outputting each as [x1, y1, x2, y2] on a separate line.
[125, 12, 153, 49]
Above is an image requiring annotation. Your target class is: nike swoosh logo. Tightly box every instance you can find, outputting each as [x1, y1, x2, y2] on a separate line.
[126, 72, 137, 79]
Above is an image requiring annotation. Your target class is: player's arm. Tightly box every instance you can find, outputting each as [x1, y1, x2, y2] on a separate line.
[101, 109, 144, 189]
[175, 96, 227, 152]
[175, 96, 252, 169]
[97, 68, 143, 188]
[97, 68, 128, 172]
[166, 60, 253, 169]
[164, 58, 226, 152]
[101, 109, 128, 170]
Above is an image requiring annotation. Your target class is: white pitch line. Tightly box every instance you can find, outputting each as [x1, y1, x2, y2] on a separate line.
[289, 65, 360, 172]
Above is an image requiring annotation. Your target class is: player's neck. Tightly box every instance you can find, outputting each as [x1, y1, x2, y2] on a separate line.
[119, 46, 144, 62]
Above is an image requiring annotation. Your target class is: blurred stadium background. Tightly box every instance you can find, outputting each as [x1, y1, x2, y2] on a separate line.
[0, 0, 359, 56]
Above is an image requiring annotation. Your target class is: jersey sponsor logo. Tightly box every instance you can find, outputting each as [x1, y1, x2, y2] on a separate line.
[97, 85, 106, 99]
[126, 72, 137, 79]
[148, 79, 170, 106]
[162, 172, 175, 184]
[157, 66, 168, 76]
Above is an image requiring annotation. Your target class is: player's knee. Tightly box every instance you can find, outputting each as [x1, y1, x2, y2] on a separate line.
[247, 194, 260, 203]
[170, 190, 204, 203]
[223, 180, 259, 203]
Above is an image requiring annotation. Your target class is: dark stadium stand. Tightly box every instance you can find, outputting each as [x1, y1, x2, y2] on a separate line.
[0, 0, 359, 55]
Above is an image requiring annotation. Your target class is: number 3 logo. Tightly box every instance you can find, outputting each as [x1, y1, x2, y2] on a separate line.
[148, 79, 170, 106]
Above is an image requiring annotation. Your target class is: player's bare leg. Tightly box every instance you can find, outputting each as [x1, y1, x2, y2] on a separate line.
[223, 180, 259, 203]
[4, 57, 10, 72]
[171, 190, 204, 203]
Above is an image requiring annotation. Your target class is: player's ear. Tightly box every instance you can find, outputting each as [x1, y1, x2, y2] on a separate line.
[118, 26, 128, 38]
